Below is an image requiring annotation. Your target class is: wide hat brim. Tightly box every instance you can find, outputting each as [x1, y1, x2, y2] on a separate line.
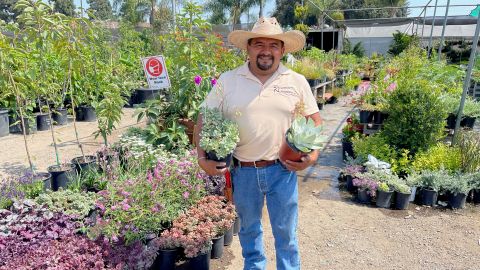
[228, 30, 306, 53]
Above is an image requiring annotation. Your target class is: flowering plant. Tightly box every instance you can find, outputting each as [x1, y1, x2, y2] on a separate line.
[90, 150, 209, 244]
[352, 174, 378, 196]
[342, 164, 364, 176]
[0, 172, 44, 209]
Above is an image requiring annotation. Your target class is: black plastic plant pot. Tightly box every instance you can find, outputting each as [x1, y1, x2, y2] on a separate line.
[460, 116, 476, 128]
[372, 111, 384, 125]
[47, 163, 76, 191]
[473, 189, 480, 204]
[317, 102, 324, 110]
[36, 113, 51, 131]
[79, 105, 96, 122]
[345, 175, 356, 193]
[341, 139, 354, 161]
[376, 189, 393, 208]
[420, 188, 438, 206]
[445, 113, 456, 129]
[210, 235, 224, 259]
[0, 109, 9, 137]
[9, 115, 37, 135]
[206, 151, 233, 169]
[223, 225, 234, 246]
[52, 108, 68, 126]
[71, 155, 98, 174]
[449, 192, 467, 209]
[74, 106, 84, 121]
[233, 215, 240, 236]
[357, 189, 371, 204]
[395, 191, 411, 210]
[187, 250, 210, 270]
[307, 79, 319, 87]
[135, 87, 162, 104]
[32, 172, 52, 191]
[359, 110, 371, 124]
[327, 96, 338, 104]
[150, 248, 177, 270]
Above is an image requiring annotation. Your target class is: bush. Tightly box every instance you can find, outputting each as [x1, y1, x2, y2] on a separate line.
[352, 134, 397, 164]
[411, 143, 461, 173]
[388, 31, 419, 56]
[382, 79, 447, 154]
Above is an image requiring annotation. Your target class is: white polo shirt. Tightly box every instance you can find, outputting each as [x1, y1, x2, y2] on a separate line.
[202, 62, 319, 161]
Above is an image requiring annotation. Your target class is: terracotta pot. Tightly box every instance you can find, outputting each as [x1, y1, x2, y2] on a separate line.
[178, 118, 195, 145]
[278, 131, 310, 163]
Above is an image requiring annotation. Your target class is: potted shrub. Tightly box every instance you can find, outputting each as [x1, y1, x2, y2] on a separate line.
[442, 173, 472, 209]
[460, 97, 480, 128]
[376, 182, 394, 208]
[199, 107, 240, 168]
[279, 116, 327, 162]
[390, 177, 412, 210]
[418, 170, 444, 206]
[150, 230, 183, 270]
[288, 57, 325, 87]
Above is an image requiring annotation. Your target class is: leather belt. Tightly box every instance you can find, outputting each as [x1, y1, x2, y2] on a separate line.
[233, 158, 279, 168]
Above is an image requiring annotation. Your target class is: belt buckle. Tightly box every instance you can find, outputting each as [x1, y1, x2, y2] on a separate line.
[253, 160, 258, 169]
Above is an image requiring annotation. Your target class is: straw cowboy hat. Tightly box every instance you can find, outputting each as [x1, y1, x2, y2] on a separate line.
[228, 17, 306, 53]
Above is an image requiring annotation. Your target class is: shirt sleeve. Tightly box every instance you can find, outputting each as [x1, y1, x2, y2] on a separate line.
[299, 77, 320, 116]
[200, 74, 225, 109]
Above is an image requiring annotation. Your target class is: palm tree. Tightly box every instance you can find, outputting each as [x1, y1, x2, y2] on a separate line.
[204, 0, 260, 29]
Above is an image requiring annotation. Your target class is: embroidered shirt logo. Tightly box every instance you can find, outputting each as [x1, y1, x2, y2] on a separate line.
[273, 85, 298, 97]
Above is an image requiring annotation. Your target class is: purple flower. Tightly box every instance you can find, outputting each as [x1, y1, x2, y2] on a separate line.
[122, 203, 131, 211]
[386, 82, 397, 92]
[194, 75, 202, 86]
[183, 191, 190, 199]
[211, 78, 217, 87]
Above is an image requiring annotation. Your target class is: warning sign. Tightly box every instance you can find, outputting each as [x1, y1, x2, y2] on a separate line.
[141, 55, 170, 89]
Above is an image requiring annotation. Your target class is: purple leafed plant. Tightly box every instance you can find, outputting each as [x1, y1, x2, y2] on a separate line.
[352, 175, 378, 197]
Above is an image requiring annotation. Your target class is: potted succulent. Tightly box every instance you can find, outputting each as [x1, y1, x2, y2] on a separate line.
[279, 116, 327, 162]
[342, 164, 364, 192]
[199, 107, 240, 168]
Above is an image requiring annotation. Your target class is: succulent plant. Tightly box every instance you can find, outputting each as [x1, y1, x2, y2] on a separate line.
[287, 117, 328, 153]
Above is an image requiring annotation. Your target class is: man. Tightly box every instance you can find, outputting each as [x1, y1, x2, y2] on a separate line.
[195, 17, 322, 270]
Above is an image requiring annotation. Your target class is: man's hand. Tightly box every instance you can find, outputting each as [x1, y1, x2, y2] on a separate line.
[282, 151, 319, 171]
[198, 158, 228, 176]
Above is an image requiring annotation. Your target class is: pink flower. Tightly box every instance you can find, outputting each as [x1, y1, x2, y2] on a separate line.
[211, 78, 217, 86]
[386, 82, 397, 92]
[183, 191, 190, 199]
[194, 75, 202, 86]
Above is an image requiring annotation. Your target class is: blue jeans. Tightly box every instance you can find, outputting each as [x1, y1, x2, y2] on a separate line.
[231, 163, 300, 270]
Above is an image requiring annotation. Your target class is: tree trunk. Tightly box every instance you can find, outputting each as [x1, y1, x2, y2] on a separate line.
[150, 0, 155, 25]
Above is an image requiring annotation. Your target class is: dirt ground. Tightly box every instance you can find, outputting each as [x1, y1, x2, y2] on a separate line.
[1, 99, 480, 270]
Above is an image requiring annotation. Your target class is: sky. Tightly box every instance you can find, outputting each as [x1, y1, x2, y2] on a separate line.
[72, 0, 479, 22]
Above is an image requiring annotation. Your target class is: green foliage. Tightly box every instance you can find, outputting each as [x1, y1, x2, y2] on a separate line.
[144, 120, 190, 152]
[418, 170, 447, 192]
[441, 173, 473, 195]
[35, 189, 97, 218]
[382, 79, 447, 154]
[390, 149, 412, 175]
[0, 0, 19, 22]
[342, 39, 365, 58]
[377, 182, 390, 192]
[411, 143, 461, 173]
[352, 134, 397, 164]
[462, 97, 480, 118]
[50, 0, 75, 16]
[288, 57, 325, 79]
[199, 108, 239, 159]
[87, 0, 113, 20]
[93, 87, 126, 145]
[388, 31, 419, 56]
[457, 130, 480, 173]
[287, 117, 328, 153]
[294, 23, 309, 35]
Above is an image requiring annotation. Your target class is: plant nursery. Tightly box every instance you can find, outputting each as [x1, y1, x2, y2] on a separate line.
[1, 0, 480, 269]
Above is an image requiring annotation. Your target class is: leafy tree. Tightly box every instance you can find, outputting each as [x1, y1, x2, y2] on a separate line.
[204, 0, 259, 27]
[388, 31, 419, 56]
[87, 0, 113, 20]
[50, 0, 76, 17]
[0, 0, 19, 22]
[341, 0, 407, 20]
[273, 0, 301, 27]
[342, 39, 365, 57]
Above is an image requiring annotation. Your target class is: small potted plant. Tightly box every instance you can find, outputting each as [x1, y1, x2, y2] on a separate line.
[418, 170, 444, 207]
[279, 116, 328, 162]
[352, 172, 378, 204]
[442, 173, 472, 209]
[390, 177, 412, 210]
[342, 164, 364, 192]
[199, 107, 240, 168]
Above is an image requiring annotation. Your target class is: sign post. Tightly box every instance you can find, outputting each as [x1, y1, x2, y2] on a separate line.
[141, 55, 171, 89]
